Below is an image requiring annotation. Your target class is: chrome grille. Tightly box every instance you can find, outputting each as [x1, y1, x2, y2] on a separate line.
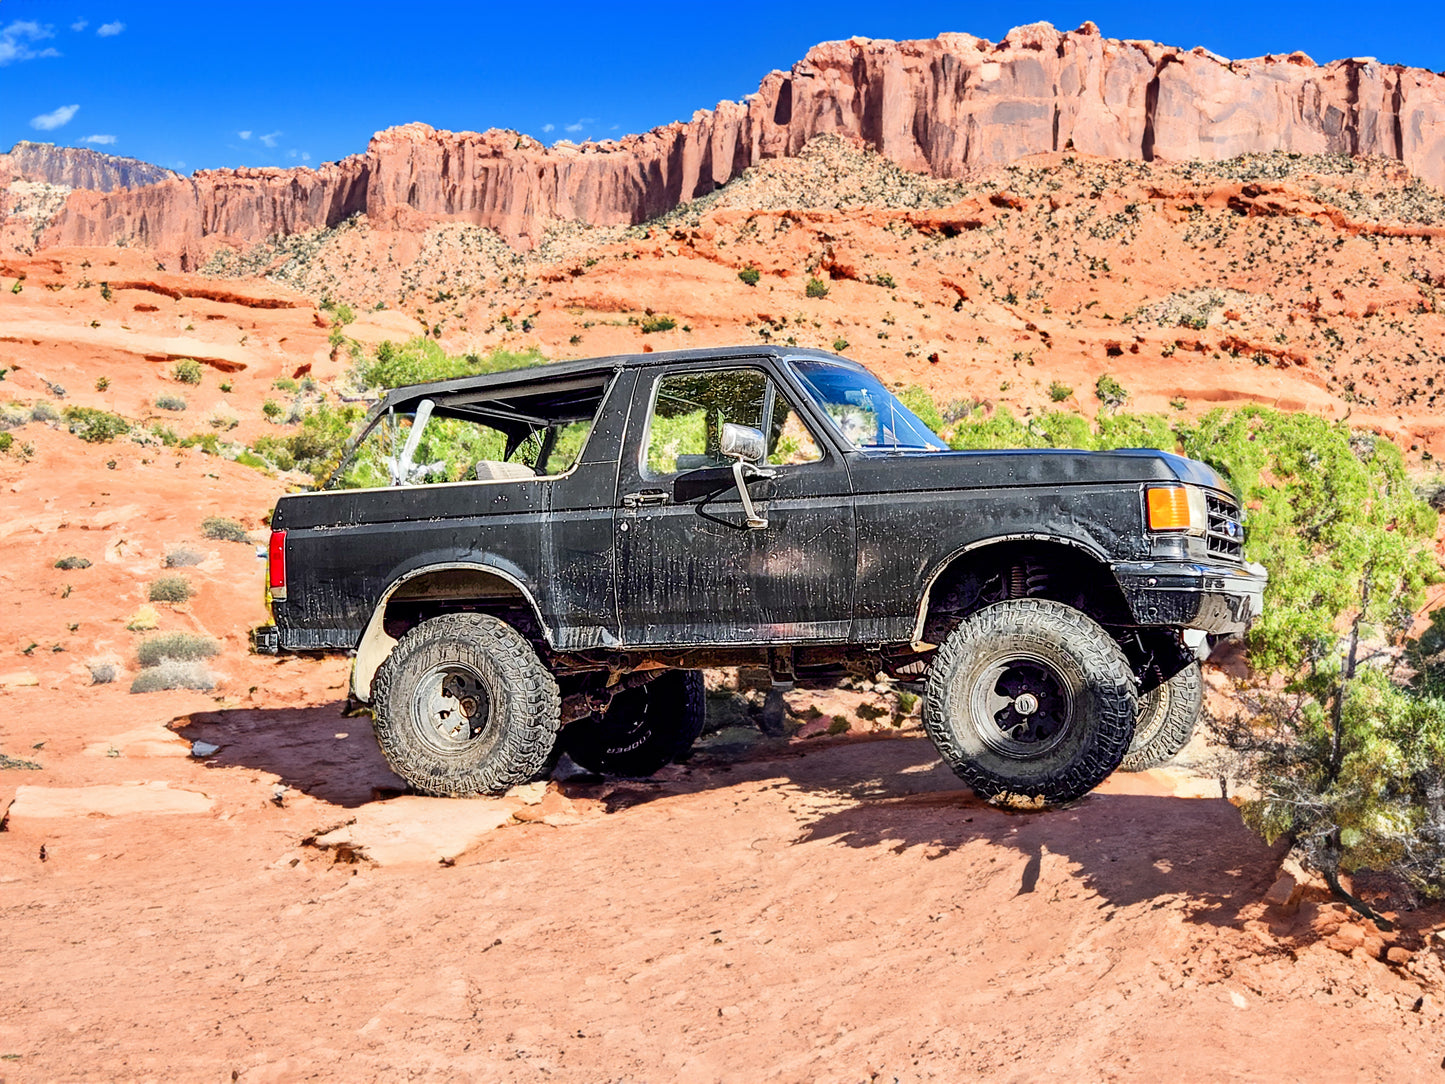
[1205, 492, 1244, 561]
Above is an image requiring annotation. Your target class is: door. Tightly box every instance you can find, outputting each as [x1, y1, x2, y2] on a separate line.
[614, 362, 855, 647]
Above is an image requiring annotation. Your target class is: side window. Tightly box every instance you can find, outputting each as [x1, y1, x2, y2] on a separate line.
[644, 368, 822, 476]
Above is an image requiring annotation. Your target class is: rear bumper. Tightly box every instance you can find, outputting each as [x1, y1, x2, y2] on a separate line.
[250, 623, 280, 655]
[1112, 559, 1267, 636]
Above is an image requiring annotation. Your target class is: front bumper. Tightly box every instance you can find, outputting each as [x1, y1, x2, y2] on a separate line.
[250, 623, 280, 655]
[1112, 559, 1267, 636]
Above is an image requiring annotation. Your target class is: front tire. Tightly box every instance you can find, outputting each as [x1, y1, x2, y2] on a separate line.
[923, 599, 1136, 808]
[371, 613, 560, 796]
[1119, 661, 1203, 772]
[562, 669, 706, 777]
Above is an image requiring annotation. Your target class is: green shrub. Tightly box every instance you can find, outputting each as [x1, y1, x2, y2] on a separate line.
[640, 315, 676, 334]
[200, 516, 248, 542]
[148, 575, 194, 603]
[1094, 373, 1129, 410]
[273, 377, 299, 393]
[898, 385, 944, 435]
[331, 302, 355, 325]
[54, 555, 92, 570]
[261, 399, 283, 420]
[947, 407, 1033, 451]
[805, 277, 830, 299]
[1048, 381, 1072, 402]
[251, 402, 365, 482]
[31, 401, 58, 422]
[95, 376, 110, 392]
[358, 339, 544, 390]
[738, 266, 761, 287]
[832, 337, 849, 353]
[872, 272, 896, 289]
[136, 632, 219, 667]
[155, 394, 187, 412]
[1094, 412, 1176, 452]
[63, 406, 130, 443]
[171, 359, 203, 385]
[0, 433, 11, 453]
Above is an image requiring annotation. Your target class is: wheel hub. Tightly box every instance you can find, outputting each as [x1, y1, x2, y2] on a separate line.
[412, 665, 491, 753]
[966, 653, 1079, 760]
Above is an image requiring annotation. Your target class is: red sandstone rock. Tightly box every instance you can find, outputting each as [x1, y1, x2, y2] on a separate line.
[26, 23, 1445, 258]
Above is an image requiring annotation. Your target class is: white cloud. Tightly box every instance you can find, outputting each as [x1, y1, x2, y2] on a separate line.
[71, 19, 89, 32]
[81, 133, 116, 145]
[96, 20, 124, 36]
[302, 151, 311, 162]
[541, 123, 554, 133]
[30, 104, 80, 131]
[564, 122, 584, 133]
[259, 130, 281, 148]
[1, 19, 61, 65]
[238, 130, 252, 140]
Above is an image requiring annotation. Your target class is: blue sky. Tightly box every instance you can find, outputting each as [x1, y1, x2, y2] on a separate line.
[2, 1, 1442, 174]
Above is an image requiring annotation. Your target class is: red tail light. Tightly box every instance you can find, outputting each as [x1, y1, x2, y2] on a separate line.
[268, 529, 287, 592]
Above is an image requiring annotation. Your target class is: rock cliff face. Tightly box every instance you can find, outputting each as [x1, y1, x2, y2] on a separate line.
[3, 141, 177, 191]
[30, 22, 1445, 258]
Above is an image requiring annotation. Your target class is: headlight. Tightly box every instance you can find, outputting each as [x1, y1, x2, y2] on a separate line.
[1145, 484, 1208, 535]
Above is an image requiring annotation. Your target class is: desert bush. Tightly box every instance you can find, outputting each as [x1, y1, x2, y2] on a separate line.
[155, 394, 188, 412]
[171, 359, 203, 385]
[832, 337, 849, 353]
[88, 659, 118, 685]
[63, 406, 130, 443]
[124, 605, 160, 631]
[897, 385, 944, 435]
[737, 266, 760, 287]
[251, 402, 365, 482]
[1048, 381, 1072, 402]
[0, 432, 11, 453]
[95, 376, 110, 392]
[358, 339, 543, 390]
[136, 632, 219, 667]
[261, 399, 283, 420]
[164, 546, 205, 568]
[872, 272, 896, 289]
[639, 314, 676, 334]
[54, 555, 92, 570]
[148, 575, 194, 603]
[805, 277, 830, 299]
[130, 659, 215, 693]
[1094, 373, 1129, 410]
[30, 401, 58, 422]
[1093, 412, 1176, 452]
[200, 516, 248, 542]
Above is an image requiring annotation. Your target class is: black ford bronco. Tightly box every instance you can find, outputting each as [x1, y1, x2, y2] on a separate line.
[253, 347, 1265, 808]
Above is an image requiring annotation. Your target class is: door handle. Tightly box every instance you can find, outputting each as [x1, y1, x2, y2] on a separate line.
[621, 489, 668, 508]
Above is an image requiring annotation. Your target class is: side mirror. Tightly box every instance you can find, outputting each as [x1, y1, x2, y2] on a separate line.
[720, 422, 766, 464]
[719, 423, 771, 529]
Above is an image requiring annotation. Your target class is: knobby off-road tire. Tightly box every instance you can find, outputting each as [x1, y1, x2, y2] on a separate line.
[923, 599, 1137, 809]
[371, 612, 560, 797]
[562, 669, 707, 777]
[1119, 660, 1203, 772]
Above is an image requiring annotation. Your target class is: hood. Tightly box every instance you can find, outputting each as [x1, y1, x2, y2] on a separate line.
[852, 447, 1232, 493]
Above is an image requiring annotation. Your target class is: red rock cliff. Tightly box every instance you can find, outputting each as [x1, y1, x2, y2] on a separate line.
[34, 22, 1445, 257]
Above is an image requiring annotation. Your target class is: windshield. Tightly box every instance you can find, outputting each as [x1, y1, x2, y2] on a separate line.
[789, 359, 947, 452]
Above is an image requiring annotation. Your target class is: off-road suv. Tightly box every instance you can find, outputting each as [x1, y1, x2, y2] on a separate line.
[252, 347, 1265, 807]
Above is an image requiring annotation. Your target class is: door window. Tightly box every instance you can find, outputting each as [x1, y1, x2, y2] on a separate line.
[644, 368, 822, 476]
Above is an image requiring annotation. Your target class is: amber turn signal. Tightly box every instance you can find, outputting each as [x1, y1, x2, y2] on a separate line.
[1146, 486, 1191, 531]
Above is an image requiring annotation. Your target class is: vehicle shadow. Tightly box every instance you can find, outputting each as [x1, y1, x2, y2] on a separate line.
[177, 703, 405, 808]
[176, 703, 1284, 929]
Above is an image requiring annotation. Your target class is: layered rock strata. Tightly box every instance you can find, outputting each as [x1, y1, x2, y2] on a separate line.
[29, 22, 1445, 258]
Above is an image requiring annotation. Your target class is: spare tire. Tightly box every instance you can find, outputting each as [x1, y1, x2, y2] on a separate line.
[562, 669, 707, 777]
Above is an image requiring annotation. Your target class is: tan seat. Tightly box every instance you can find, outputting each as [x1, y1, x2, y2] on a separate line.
[474, 460, 536, 481]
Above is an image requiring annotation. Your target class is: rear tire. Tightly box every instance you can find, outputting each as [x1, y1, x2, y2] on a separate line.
[923, 599, 1136, 808]
[371, 613, 560, 797]
[562, 669, 706, 777]
[1119, 661, 1203, 772]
